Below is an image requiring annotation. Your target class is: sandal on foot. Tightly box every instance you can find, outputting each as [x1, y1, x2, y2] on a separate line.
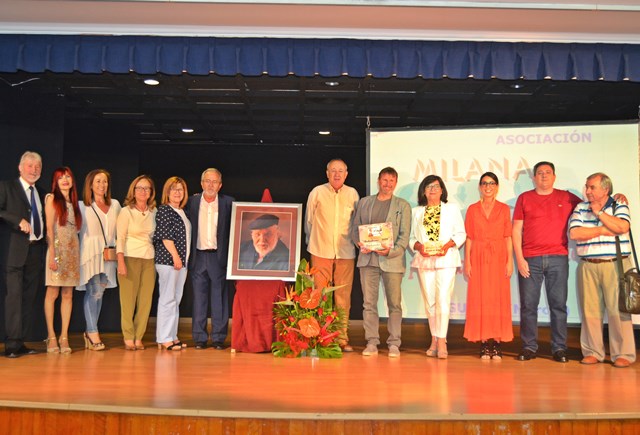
[491, 341, 503, 360]
[157, 342, 181, 351]
[59, 337, 72, 354]
[45, 337, 59, 353]
[84, 333, 106, 351]
[480, 341, 491, 360]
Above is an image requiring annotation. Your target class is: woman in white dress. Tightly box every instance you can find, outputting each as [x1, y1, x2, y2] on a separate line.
[77, 169, 121, 351]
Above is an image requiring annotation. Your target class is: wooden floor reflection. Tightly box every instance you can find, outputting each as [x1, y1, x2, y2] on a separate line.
[0, 321, 638, 420]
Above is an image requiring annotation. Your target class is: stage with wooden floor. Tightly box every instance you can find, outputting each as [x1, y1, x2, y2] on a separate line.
[1, 321, 638, 434]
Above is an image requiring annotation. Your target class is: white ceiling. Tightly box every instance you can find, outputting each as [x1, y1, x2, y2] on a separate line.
[2, 0, 640, 43]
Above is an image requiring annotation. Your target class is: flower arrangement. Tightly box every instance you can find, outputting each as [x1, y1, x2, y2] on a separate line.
[272, 259, 346, 358]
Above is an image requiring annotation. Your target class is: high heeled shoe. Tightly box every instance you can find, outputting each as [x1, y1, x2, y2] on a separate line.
[491, 341, 503, 360]
[44, 336, 59, 353]
[59, 336, 72, 354]
[426, 338, 438, 358]
[84, 333, 106, 351]
[480, 341, 491, 360]
[437, 339, 448, 359]
[157, 342, 182, 351]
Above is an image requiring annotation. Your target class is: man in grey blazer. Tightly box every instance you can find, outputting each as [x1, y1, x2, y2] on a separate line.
[0, 151, 46, 358]
[186, 168, 234, 350]
[351, 167, 411, 358]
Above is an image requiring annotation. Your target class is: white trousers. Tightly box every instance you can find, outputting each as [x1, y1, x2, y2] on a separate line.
[155, 264, 187, 343]
[416, 267, 457, 339]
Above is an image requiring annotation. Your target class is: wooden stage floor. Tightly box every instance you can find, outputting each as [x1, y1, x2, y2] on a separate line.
[1, 321, 639, 433]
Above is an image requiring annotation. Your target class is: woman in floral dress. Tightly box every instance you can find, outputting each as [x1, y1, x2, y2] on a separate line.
[43, 167, 82, 353]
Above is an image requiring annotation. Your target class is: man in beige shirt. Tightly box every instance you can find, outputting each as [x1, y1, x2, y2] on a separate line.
[305, 159, 359, 351]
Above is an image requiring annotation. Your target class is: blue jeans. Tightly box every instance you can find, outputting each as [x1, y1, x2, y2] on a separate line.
[84, 273, 108, 333]
[518, 255, 568, 353]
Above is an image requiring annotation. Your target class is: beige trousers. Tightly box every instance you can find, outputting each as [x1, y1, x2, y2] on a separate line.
[119, 257, 156, 341]
[577, 258, 636, 363]
[310, 255, 355, 344]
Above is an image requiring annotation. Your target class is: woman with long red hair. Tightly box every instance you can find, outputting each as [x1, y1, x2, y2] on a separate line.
[43, 167, 82, 353]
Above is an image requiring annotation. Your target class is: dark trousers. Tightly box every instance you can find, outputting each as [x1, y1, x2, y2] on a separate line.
[4, 243, 44, 352]
[191, 251, 228, 343]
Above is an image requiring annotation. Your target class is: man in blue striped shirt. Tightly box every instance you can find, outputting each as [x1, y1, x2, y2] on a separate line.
[569, 172, 635, 368]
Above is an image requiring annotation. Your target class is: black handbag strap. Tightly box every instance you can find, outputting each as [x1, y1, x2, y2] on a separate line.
[612, 201, 638, 278]
[90, 204, 110, 247]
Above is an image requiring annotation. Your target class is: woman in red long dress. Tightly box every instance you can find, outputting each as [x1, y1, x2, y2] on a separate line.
[463, 172, 514, 359]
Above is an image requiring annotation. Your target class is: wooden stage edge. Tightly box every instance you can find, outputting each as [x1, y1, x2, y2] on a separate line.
[1, 321, 639, 434]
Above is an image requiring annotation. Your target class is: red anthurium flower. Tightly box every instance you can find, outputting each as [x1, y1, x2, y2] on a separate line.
[298, 317, 321, 337]
[324, 316, 334, 325]
[299, 287, 321, 309]
[319, 331, 340, 346]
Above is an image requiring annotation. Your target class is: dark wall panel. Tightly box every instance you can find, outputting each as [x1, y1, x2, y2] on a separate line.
[0, 90, 65, 341]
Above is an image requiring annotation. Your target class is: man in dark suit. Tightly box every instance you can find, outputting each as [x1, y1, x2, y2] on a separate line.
[186, 168, 234, 350]
[0, 151, 45, 358]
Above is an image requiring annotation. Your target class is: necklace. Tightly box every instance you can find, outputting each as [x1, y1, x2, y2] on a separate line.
[135, 204, 148, 216]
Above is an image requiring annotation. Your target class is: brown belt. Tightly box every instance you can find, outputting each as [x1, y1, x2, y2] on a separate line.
[582, 256, 627, 264]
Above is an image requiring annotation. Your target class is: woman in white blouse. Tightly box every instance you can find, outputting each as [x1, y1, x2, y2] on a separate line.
[116, 175, 156, 351]
[409, 175, 466, 359]
[77, 169, 121, 351]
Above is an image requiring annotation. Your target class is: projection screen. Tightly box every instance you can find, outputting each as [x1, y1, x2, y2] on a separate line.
[367, 121, 639, 324]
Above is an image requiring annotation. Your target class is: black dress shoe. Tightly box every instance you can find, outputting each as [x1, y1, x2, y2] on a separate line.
[4, 350, 21, 358]
[212, 342, 226, 350]
[553, 350, 568, 363]
[517, 349, 537, 361]
[195, 342, 208, 349]
[17, 346, 37, 355]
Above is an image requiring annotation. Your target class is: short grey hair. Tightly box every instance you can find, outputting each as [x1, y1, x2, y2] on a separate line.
[19, 151, 42, 166]
[587, 172, 612, 194]
[201, 168, 222, 181]
[326, 159, 347, 171]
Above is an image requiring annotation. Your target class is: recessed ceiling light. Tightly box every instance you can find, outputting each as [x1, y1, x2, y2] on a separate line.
[144, 79, 160, 86]
[324, 81, 339, 87]
[319, 131, 331, 135]
[510, 83, 524, 89]
[182, 128, 194, 133]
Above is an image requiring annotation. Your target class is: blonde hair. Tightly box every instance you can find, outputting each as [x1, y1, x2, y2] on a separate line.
[123, 175, 156, 210]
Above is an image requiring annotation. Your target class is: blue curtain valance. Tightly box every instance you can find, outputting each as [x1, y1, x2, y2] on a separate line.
[1, 34, 639, 82]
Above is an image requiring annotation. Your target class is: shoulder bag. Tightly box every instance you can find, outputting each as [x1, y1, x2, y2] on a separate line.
[613, 209, 640, 314]
[91, 205, 117, 262]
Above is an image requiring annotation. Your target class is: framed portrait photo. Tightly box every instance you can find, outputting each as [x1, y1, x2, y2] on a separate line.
[227, 202, 302, 281]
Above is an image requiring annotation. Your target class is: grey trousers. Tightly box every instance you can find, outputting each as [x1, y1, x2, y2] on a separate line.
[360, 266, 403, 347]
